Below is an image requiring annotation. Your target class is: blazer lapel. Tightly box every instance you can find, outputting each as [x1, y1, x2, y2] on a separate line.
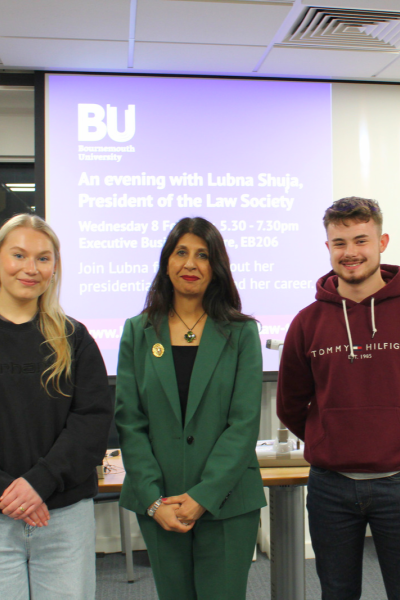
[185, 318, 231, 427]
[144, 318, 182, 426]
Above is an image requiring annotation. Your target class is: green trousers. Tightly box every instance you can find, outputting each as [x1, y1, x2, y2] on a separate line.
[137, 509, 260, 600]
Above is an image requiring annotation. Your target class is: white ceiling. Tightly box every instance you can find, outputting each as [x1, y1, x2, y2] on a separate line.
[1, 0, 400, 81]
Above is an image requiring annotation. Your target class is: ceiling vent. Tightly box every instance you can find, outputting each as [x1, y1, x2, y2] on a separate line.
[283, 7, 400, 52]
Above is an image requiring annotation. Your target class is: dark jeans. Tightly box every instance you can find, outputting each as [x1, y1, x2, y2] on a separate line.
[307, 466, 400, 600]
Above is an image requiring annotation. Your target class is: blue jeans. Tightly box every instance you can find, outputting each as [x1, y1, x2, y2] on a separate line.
[0, 499, 96, 600]
[307, 466, 400, 600]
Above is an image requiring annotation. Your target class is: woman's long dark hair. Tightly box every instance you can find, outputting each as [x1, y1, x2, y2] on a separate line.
[143, 217, 254, 331]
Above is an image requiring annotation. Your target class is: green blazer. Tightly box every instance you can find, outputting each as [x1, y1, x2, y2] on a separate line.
[115, 314, 266, 520]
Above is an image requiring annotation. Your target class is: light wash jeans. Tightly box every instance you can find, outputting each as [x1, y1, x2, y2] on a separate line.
[0, 498, 95, 600]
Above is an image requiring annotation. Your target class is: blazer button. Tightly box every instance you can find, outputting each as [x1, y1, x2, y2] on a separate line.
[187, 436, 194, 445]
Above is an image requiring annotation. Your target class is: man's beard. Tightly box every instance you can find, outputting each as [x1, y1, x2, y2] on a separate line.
[334, 260, 380, 286]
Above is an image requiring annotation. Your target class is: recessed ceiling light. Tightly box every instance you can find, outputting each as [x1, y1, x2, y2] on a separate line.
[8, 187, 36, 192]
[6, 183, 35, 188]
[6, 183, 35, 192]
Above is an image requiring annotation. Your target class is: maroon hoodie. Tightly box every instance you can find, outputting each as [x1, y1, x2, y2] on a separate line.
[277, 264, 400, 472]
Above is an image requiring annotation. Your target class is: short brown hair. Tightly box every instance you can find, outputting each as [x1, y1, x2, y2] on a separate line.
[323, 197, 382, 232]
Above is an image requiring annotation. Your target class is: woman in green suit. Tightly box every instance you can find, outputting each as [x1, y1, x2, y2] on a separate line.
[115, 217, 266, 600]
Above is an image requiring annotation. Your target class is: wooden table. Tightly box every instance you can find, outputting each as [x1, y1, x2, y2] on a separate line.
[260, 466, 309, 487]
[98, 454, 310, 599]
[99, 456, 310, 491]
[98, 453, 126, 492]
[261, 466, 310, 600]
[97, 453, 134, 582]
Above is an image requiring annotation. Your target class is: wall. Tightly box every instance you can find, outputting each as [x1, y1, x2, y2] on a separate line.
[0, 86, 34, 161]
[332, 82, 400, 263]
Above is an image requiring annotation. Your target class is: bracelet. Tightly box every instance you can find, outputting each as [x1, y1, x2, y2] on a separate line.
[147, 496, 163, 518]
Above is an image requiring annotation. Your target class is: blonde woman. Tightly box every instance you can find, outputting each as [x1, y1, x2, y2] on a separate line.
[0, 215, 112, 600]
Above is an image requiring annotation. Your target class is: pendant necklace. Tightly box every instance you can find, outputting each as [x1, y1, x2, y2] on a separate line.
[172, 307, 206, 343]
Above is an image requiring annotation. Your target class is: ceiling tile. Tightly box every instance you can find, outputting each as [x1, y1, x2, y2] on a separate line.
[0, 0, 131, 40]
[135, 0, 292, 45]
[0, 38, 129, 70]
[1, 0, 400, 80]
[374, 54, 400, 77]
[134, 41, 267, 72]
[259, 46, 400, 78]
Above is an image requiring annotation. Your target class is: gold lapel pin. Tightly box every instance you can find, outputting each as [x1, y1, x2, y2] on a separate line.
[152, 343, 165, 358]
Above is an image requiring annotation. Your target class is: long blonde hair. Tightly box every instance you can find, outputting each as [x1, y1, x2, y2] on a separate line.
[0, 214, 74, 395]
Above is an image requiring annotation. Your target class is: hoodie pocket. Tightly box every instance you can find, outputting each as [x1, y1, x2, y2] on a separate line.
[312, 407, 400, 470]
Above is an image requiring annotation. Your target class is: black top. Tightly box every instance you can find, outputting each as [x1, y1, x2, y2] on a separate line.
[171, 345, 198, 423]
[0, 317, 113, 510]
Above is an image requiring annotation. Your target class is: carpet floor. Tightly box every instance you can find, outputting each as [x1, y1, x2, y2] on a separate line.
[96, 537, 387, 599]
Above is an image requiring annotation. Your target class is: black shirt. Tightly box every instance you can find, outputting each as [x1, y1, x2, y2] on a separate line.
[0, 317, 112, 509]
[171, 345, 198, 424]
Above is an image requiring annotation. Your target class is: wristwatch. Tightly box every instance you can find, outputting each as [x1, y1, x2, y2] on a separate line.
[147, 496, 163, 517]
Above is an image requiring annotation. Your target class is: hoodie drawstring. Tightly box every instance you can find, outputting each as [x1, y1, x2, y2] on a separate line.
[342, 299, 355, 363]
[342, 297, 378, 362]
[371, 297, 377, 338]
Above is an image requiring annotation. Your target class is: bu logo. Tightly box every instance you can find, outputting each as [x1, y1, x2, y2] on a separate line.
[78, 103, 136, 142]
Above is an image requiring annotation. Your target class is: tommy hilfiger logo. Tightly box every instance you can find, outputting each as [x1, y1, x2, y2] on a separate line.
[310, 342, 400, 357]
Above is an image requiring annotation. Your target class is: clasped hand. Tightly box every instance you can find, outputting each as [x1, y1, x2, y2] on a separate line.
[0, 477, 50, 527]
[151, 493, 205, 533]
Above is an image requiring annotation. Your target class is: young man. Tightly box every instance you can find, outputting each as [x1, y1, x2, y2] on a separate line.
[277, 197, 400, 600]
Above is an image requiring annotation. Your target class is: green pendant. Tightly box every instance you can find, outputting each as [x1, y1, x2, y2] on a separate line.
[184, 331, 196, 343]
